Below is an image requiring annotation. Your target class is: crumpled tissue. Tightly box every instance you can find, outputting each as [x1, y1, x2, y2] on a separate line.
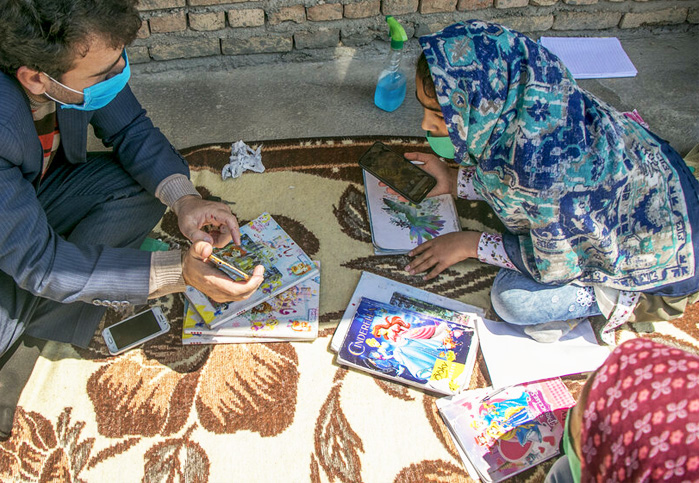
[221, 140, 264, 180]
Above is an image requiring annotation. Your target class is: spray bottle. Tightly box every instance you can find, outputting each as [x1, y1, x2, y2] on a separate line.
[374, 16, 408, 112]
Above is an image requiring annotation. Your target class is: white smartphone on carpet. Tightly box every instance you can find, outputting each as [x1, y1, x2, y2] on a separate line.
[102, 307, 170, 355]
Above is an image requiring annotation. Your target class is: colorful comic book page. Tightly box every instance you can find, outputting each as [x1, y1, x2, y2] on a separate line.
[336, 297, 476, 396]
[331, 271, 484, 353]
[184, 270, 319, 340]
[363, 171, 461, 254]
[436, 379, 575, 482]
[182, 301, 285, 345]
[185, 213, 319, 329]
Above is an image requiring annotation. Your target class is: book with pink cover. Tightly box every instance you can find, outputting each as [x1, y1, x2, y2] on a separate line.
[436, 378, 575, 482]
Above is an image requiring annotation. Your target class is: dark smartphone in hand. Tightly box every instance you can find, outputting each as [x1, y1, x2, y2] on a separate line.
[358, 141, 437, 204]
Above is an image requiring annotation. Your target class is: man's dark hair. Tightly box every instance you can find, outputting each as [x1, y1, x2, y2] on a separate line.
[0, 0, 141, 78]
[416, 52, 437, 101]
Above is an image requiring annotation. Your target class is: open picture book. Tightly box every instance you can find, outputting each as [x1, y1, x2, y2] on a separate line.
[363, 171, 461, 255]
[185, 213, 319, 329]
[436, 378, 575, 482]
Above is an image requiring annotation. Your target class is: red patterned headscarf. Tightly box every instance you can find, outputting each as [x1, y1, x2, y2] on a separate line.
[580, 338, 699, 481]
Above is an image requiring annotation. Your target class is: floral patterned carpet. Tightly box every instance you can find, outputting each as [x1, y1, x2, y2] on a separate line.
[2, 136, 698, 482]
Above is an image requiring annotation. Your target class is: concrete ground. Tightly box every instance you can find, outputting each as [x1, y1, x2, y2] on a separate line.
[117, 30, 698, 156]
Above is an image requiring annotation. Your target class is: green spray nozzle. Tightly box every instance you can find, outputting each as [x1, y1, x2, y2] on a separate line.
[386, 16, 407, 50]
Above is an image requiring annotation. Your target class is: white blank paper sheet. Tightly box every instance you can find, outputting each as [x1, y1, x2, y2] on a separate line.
[539, 37, 638, 79]
[476, 318, 612, 389]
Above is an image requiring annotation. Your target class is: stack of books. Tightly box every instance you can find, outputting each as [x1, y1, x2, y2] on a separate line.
[331, 271, 483, 396]
[436, 379, 575, 482]
[183, 212, 320, 345]
[363, 171, 461, 255]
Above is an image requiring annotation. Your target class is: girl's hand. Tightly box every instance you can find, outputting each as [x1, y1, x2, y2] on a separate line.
[405, 231, 482, 280]
[403, 152, 458, 198]
[381, 152, 458, 201]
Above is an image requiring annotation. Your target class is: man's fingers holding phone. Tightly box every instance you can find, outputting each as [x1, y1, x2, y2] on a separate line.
[183, 241, 265, 303]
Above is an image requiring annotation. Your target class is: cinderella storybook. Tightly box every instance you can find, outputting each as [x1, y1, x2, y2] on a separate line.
[336, 297, 478, 396]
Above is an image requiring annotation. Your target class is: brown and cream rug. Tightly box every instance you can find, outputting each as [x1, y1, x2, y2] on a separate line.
[2, 136, 698, 482]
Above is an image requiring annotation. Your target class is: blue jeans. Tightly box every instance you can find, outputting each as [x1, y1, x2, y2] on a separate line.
[0, 153, 165, 356]
[490, 269, 602, 326]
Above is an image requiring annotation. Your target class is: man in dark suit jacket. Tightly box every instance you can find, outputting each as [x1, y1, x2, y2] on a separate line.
[0, 0, 264, 439]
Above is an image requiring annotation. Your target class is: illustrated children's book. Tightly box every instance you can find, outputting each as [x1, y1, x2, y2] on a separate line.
[185, 213, 319, 329]
[336, 297, 477, 396]
[363, 171, 461, 255]
[183, 269, 320, 341]
[330, 271, 484, 353]
[182, 300, 285, 345]
[436, 378, 575, 482]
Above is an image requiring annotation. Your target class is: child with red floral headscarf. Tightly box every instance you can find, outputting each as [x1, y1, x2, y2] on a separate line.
[546, 338, 699, 482]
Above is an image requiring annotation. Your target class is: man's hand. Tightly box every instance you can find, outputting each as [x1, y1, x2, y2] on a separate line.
[173, 195, 240, 248]
[183, 241, 265, 303]
[405, 231, 481, 280]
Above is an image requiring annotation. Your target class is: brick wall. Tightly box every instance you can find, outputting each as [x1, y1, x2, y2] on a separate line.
[129, 0, 698, 66]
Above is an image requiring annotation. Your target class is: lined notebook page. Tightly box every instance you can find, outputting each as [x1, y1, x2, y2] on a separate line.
[539, 36, 638, 79]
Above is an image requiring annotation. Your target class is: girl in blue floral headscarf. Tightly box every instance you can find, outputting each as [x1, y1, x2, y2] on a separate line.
[405, 20, 699, 343]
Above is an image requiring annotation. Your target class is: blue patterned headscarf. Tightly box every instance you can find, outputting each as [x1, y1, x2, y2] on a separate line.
[419, 21, 694, 290]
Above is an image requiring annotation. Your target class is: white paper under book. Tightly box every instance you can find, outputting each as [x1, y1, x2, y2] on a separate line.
[185, 213, 319, 329]
[476, 317, 611, 389]
[363, 171, 461, 255]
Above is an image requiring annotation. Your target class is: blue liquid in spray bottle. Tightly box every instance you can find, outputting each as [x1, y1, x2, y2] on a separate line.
[374, 16, 408, 112]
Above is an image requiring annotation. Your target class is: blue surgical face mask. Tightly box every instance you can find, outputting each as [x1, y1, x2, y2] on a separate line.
[426, 131, 455, 159]
[43, 51, 130, 111]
